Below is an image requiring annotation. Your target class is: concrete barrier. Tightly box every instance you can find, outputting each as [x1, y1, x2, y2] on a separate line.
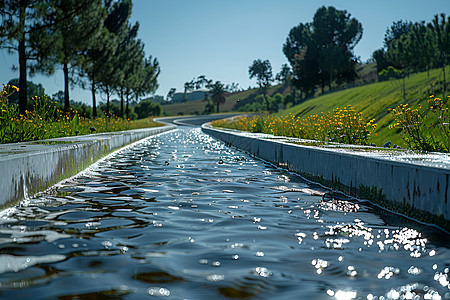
[202, 124, 450, 222]
[0, 124, 176, 207]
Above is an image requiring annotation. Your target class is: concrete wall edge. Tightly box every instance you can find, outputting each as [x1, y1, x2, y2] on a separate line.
[202, 124, 450, 226]
[0, 124, 176, 208]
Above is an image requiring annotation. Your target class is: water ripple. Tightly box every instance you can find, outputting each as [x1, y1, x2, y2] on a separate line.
[0, 128, 448, 298]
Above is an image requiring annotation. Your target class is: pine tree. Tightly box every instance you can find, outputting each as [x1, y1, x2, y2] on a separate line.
[0, 0, 53, 114]
[50, 0, 104, 111]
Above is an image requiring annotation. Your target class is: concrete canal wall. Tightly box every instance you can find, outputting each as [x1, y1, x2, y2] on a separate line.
[202, 124, 450, 222]
[0, 124, 176, 208]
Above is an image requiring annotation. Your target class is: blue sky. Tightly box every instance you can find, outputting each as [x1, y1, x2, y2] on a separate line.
[0, 0, 448, 104]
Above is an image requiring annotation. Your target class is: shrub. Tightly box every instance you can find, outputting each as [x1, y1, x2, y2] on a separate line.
[378, 66, 402, 81]
[389, 95, 449, 152]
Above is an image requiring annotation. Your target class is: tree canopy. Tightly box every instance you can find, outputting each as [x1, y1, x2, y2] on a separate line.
[283, 6, 362, 96]
[248, 59, 273, 111]
[372, 14, 449, 96]
[0, 0, 54, 114]
[0, 0, 159, 118]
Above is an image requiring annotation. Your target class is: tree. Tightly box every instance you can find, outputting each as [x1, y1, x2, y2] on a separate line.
[283, 6, 362, 96]
[312, 6, 363, 50]
[428, 14, 450, 96]
[318, 45, 352, 89]
[123, 38, 145, 119]
[386, 35, 410, 100]
[384, 20, 412, 47]
[52, 90, 64, 104]
[0, 0, 53, 114]
[373, 48, 389, 75]
[408, 22, 436, 76]
[77, 0, 123, 118]
[49, 0, 105, 111]
[114, 21, 143, 118]
[183, 79, 195, 101]
[282, 23, 311, 65]
[193, 75, 208, 89]
[292, 46, 320, 97]
[248, 59, 273, 111]
[134, 99, 161, 118]
[97, 0, 132, 117]
[208, 81, 227, 113]
[7, 78, 45, 105]
[131, 55, 160, 104]
[275, 63, 292, 83]
[312, 6, 362, 88]
[226, 82, 240, 93]
[167, 88, 176, 101]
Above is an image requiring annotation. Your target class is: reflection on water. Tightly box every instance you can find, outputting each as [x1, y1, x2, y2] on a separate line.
[0, 128, 449, 299]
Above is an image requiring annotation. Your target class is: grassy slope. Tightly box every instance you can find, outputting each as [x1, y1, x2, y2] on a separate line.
[161, 87, 271, 115]
[161, 63, 377, 116]
[161, 100, 207, 115]
[282, 67, 448, 147]
[160, 64, 447, 147]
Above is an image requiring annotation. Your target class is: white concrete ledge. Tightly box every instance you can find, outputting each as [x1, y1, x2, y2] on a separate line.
[202, 124, 450, 221]
[0, 124, 176, 207]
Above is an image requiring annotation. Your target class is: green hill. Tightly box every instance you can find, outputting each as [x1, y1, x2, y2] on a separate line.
[281, 67, 448, 147]
[160, 62, 378, 116]
[160, 86, 275, 115]
[161, 65, 448, 148]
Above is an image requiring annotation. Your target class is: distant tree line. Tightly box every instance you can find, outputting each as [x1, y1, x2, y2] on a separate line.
[0, 0, 159, 119]
[373, 15, 450, 97]
[177, 75, 237, 113]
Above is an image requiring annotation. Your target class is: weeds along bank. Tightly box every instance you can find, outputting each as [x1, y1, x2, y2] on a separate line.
[214, 105, 377, 146]
[390, 96, 449, 153]
[0, 85, 162, 144]
[282, 67, 449, 147]
[213, 95, 449, 153]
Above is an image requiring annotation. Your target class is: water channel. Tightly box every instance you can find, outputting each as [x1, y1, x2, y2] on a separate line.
[0, 127, 449, 299]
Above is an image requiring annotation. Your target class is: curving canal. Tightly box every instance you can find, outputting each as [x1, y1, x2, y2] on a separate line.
[0, 126, 449, 299]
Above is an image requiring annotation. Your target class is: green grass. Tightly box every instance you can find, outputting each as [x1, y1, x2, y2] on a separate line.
[281, 67, 449, 147]
[161, 85, 286, 115]
[161, 99, 208, 115]
[161, 65, 448, 148]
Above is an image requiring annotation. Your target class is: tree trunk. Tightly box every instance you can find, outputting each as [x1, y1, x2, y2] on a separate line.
[120, 87, 124, 118]
[63, 62, 70, 111]
[329, 69, 333, 91]
[18, 38, 27, 115]
[106, 85, 110, 116]
[91, 79, 97, 118]
[443, 57, 447, 98]
[18, 2, 27, 115]
[402, 73, 406, 101]
[263, 91, 269, 111]
[125, 89, 129, 120]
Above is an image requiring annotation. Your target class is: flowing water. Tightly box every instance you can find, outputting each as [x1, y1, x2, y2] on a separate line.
[0, 128, 449, 299]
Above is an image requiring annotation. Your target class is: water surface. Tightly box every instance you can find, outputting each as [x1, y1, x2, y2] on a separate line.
[0, 128, 449, 299]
